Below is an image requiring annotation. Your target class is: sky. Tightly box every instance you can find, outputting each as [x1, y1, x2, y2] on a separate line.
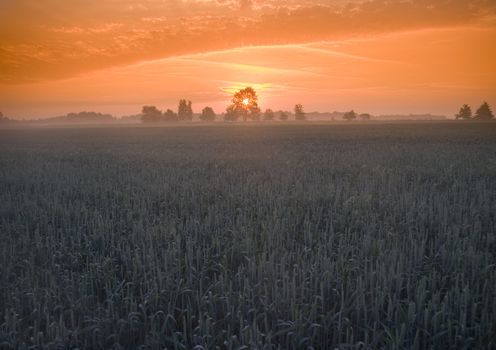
[0, 0, 495, 119]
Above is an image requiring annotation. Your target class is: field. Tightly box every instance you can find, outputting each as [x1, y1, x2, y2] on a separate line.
[1, 122, 495, 349]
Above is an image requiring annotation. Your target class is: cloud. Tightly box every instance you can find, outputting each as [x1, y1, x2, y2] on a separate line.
[0, 0, 495, 83]
[52, 23, 122, 34]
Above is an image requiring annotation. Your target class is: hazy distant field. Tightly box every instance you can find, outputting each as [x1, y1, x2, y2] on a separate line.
[1, 123, 495, 349]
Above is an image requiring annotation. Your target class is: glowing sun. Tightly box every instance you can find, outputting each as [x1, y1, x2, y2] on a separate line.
[242, 98, 249, 106]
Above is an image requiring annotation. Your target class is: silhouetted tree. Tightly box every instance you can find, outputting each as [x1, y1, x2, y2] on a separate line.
[227, 87, 261, 122]
[279, 111, 289, 121]
[141, 106, 163, 123]
[200, 106, 216, 121]
[474, 102, 494, 120]
[178, 99, 193, 121]
[163, 109, 178, 122]
[263, 109, 275, 121]
[359, 113, 371, 120]
[455, 104, 472, 120]
[294, 104, 305, 120]
[343, 110, 357, 121]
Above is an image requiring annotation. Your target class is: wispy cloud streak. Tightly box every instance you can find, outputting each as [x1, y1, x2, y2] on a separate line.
[0, 0, 495, 83]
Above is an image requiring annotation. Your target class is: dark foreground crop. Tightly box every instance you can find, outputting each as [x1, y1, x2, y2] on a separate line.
[1, 123, 495, 349]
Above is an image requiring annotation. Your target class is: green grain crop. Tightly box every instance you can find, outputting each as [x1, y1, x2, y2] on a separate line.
[1, 123, 495, 349]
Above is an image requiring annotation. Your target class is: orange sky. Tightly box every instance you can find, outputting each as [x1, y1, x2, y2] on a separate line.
[1, 0, 495, 119]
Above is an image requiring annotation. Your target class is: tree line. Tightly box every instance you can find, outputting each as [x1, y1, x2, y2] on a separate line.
[2, 90, 494, 124]
[141, 87, 303, 123]
[142, 93, 495, 123]
[140, 87, 379, 123]
[455, 102, 494, 120]
[142, 99, 194, 123]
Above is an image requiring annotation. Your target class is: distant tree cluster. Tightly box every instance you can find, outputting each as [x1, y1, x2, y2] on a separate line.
[263, 109, 275, 121]
[3, 111, 113, 124]
[141, 106, 164, 123]
[0, 111, 14, 123]
[63, 111, 114, 121]
[142, 99, 204, 123]
[178, 99, 193, 121]
[200, 107, 216, 122]
[456, 102, 494, 120]
[141, 88, 311, 124]
[39, 111, 115, 123]
[343, 110, 357, 121]
[143, 87, 486, 125]
[294, 104, 306, 120]
[341, 111, 372, 121]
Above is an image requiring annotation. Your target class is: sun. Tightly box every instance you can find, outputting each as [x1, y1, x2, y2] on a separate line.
[242, 98, 249, 106]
